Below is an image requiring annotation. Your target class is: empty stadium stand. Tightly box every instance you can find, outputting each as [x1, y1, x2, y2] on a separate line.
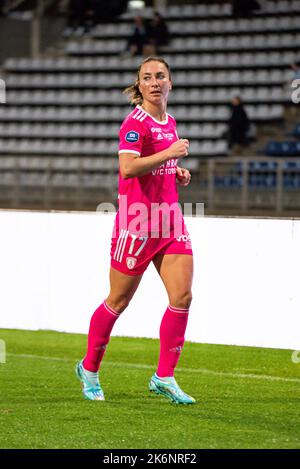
[0, 0, 300, 214]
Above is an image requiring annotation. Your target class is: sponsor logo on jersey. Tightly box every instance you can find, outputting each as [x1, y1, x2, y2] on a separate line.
[125, 131, 139, 143]
[176, 234, 192, 249]
[151, 128, 174, 140]
[152, 167, 177, 176]
[151, 127, 162, 133]
[176, 234, 191, 243]
[151, 158, 178, 176]
[163, 132, 174, 140]
[126, 257, 137, 270]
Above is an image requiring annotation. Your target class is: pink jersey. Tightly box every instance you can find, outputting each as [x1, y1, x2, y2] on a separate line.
[117, 105, 183, 237]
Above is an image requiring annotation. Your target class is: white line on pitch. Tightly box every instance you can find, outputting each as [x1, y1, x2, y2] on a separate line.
[6, 352, 300, 384]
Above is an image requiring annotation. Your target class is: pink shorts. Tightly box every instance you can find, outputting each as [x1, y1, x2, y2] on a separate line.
[110, 228, 193, 276]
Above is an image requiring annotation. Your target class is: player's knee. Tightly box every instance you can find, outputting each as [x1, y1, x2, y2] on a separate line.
[106, 295, 131, 314]
[170, 290, 192, 310]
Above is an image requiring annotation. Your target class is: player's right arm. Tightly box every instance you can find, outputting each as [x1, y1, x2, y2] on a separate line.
[120, 139, 189, 179]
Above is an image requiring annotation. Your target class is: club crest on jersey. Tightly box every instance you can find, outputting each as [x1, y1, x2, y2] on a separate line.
[125, 131, 139, 143]
[126, 257, 137, 270]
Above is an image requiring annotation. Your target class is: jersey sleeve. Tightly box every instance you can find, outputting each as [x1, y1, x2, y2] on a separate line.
[118, 115, 147, 156]
[168, 113, 179, 140]
[168, 114, 179, 167]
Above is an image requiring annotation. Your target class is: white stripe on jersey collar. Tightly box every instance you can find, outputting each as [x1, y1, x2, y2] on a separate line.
[136, 105, 169, 125]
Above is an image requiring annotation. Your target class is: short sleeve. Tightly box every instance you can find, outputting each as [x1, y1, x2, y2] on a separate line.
[118, 116, 147, 156]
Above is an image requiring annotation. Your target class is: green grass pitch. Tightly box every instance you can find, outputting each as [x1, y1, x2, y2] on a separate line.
[0, 329, 299, 449]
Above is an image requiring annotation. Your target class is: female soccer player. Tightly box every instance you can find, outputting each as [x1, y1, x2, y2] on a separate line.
[76, 56, 195, 404]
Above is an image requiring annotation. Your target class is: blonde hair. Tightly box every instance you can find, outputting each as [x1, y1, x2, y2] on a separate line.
[123, 56, 171, 105]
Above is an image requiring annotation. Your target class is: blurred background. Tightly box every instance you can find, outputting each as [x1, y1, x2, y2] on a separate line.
[0, 0, 299, 216]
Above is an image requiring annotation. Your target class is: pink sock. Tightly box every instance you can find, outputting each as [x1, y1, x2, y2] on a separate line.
[156, 305, 189, 378]
[83, 301, 120, 372]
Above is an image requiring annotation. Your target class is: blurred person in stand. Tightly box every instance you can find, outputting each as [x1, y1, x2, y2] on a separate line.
[231, 0, 261, 18]
[65, 0, 97, 36]
[125, 15, 149, 56]
[143, 11, 170, 57]
[227, 96, 250, 154]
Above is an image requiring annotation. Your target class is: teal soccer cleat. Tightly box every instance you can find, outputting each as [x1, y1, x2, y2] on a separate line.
[149, 374, 196, 405]
[75, 360, 105, 401]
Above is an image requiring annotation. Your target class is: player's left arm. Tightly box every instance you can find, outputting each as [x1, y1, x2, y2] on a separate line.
[176, 166, 191, 186]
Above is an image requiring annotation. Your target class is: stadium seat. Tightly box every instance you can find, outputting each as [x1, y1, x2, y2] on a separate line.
[295, 141, 300, 155]
[265, 141, 284, 156]
[292, 0, 300, 11]
[283, 160, 300, 170]
[194, 4, 206, 15]
[266, 141, 298, 156]
[292, 123, 300, 139]
[277, 1, 291, 13]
